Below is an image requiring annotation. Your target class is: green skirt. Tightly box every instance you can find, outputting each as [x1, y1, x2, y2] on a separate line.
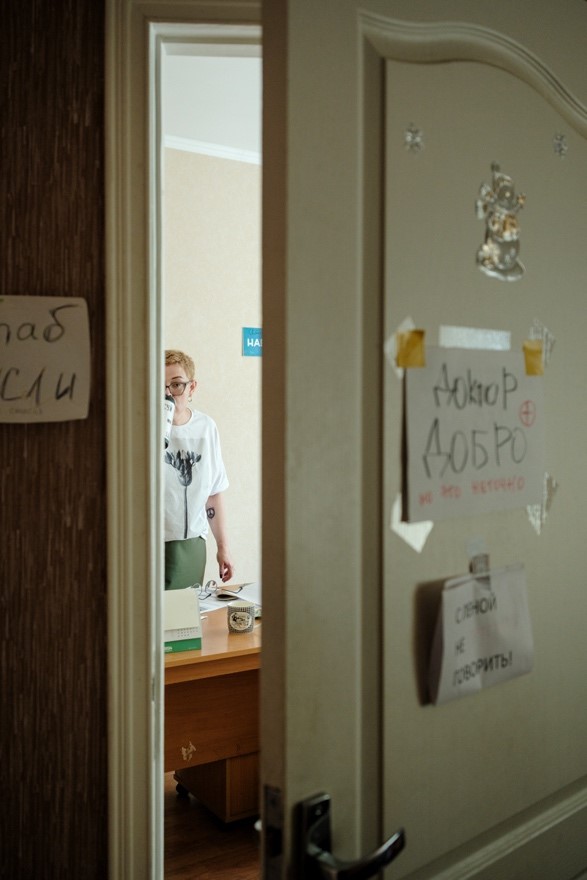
[165, 536, 206, 590]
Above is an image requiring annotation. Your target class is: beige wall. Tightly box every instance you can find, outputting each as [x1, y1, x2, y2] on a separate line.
[164, 147, 261, 585]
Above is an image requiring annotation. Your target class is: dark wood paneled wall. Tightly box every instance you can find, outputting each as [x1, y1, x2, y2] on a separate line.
[1, 2, 108, 877]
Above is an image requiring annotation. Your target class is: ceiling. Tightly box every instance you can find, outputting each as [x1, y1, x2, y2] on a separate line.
[162, 54, 262, 163]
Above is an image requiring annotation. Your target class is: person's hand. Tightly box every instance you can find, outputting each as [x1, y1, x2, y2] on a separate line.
[216, 547, 235, 583]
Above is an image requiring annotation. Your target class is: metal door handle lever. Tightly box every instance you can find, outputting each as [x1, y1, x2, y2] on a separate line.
[308, 830, 405, 880]
[294, 793, 405, 880]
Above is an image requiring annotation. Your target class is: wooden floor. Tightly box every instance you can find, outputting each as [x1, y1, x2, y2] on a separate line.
[164, 772, 260, 879]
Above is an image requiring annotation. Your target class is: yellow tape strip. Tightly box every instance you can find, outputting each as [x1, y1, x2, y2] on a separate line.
[523, 339, 544, 375]
[396, 329, 426, 368]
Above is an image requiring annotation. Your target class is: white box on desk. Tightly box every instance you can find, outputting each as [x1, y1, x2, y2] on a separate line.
[164, 586, 202, 653]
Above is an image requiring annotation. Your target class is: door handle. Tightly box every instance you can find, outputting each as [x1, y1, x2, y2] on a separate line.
[293, 792, 405, 880]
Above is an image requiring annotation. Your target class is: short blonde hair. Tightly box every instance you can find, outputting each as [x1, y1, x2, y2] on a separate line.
[165, 349, 195, 380]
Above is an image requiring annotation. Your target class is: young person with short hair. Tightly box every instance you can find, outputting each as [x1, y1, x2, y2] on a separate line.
[164, 349, 234, 589]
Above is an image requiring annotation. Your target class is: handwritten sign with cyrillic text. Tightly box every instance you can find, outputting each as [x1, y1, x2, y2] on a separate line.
[0, 296, 90, 423]
[405, 347, 544, 522]
[428, 564, 534, 705]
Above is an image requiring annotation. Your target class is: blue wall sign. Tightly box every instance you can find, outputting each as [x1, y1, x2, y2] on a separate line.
[242, 326, 263, 357]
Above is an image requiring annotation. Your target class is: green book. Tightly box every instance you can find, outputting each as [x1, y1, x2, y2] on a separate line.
[164, 636, 202, 653]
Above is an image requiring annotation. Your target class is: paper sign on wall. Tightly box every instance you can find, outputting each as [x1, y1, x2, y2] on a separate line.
[242, 326, 262, 357]
[0, 296, 90, 423]
[405, 347, 544, 522]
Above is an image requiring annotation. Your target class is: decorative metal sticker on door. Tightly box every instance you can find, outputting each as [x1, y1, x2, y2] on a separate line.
[475, 162, 526, 281]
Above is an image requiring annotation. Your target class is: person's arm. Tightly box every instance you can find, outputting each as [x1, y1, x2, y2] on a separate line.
[206, 492, 235, 582]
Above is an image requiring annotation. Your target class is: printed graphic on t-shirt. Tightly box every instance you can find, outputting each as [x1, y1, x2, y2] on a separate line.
[165, 448, 202, 539]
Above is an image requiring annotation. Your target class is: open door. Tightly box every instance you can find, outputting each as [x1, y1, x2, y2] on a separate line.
[262, 1, 587, 878]
[107, 1, 587, 876]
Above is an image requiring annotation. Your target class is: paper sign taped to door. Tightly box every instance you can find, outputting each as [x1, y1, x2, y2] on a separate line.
[428, 564, 534, 705]
[404, 347, 545, 522]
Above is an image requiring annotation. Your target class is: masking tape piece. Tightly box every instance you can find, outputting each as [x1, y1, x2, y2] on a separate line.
[385, 316, 416, 377]
[396, 329, 425, 368]
[383, 334, 396, 367]
[523, 339, 544, 375]
[527, 472, 558, 535]
[529, 319, 555, 367]
[390, 494, 433, 553]
[466, 536, 488, 562]
[439, 325, 510, 351]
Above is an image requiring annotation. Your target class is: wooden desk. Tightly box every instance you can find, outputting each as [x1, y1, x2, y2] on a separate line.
[165, 608, 261, 822]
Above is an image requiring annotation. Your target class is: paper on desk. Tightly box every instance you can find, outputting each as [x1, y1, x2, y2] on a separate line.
[199, 581, 262, 614]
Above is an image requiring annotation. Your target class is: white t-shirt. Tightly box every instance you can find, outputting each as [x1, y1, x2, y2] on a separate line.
[164, 409, 229, 542]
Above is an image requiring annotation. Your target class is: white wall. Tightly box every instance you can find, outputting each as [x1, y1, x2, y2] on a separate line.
[164, 147, 261, 585]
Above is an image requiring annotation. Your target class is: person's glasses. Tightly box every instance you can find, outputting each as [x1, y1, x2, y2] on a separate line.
[165, 380, 191, 396]
[194, 580, 246, 601]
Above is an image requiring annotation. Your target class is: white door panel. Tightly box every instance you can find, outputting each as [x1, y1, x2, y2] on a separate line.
[383, 57, 587, 878]
[264, 2, 587, 878]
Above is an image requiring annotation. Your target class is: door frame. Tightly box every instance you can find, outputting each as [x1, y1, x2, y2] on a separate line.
[105, 3, 260, 877]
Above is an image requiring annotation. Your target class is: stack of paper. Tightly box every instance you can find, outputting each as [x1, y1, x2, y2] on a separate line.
[200, 581, 262, 615]
[164, 586, 202, 653]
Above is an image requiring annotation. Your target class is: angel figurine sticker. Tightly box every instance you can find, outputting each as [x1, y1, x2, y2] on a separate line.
[475, 162, 526, 281]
